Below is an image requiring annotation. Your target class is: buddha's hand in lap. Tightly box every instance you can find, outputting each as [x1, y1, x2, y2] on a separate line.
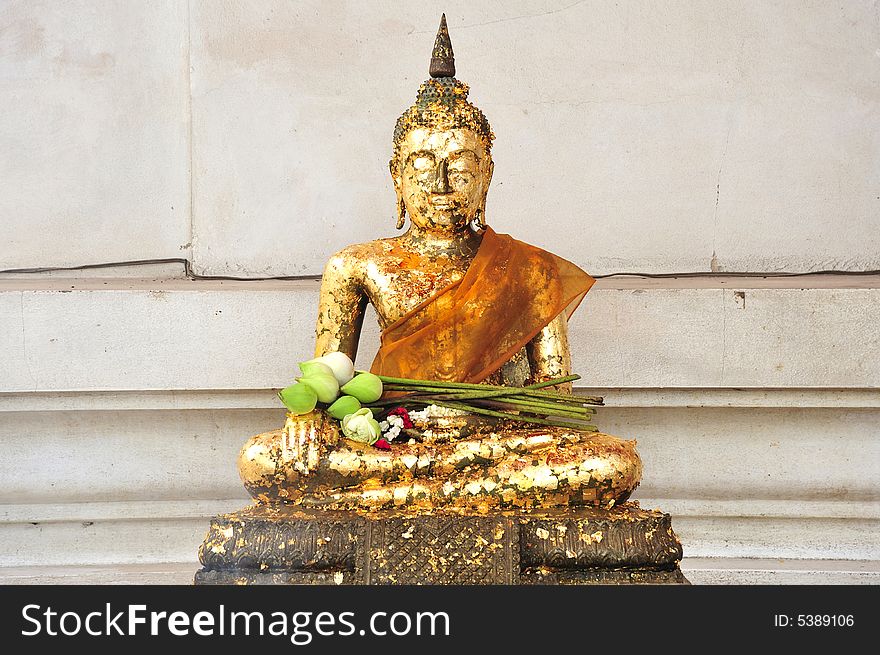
[237, 411, 340, 502]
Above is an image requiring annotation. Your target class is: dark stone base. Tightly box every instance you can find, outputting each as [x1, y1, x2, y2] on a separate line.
[195, 502, 688, 585]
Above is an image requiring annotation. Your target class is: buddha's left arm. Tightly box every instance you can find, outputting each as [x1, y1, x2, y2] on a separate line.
[526, 313, 573, 393]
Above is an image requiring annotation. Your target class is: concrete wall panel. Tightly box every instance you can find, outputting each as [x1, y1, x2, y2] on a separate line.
[188, 1, 880, 276]
[1, 283, 876, 392]
[0, 1, 191, 269]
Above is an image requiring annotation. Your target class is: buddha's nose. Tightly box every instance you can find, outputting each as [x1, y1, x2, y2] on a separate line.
[431, 159, 451, 193]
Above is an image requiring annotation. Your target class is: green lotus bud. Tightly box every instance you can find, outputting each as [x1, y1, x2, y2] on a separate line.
[299, 360, 335, 380]
[298, 371, 340, 404]
[366, 418, 382, 445]
[327, 394, 361, 420]
[305, 351, 356, 386]
[341, 408, 382, 444]
[340, 372, 383, 403]
[278, 382, 317, 415]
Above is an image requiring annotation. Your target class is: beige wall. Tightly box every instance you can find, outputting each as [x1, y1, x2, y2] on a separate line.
[1, 0, 191, 269]
[2, 1, 879, 275]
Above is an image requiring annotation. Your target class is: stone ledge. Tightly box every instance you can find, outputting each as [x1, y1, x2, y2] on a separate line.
[682, 558, 880, 585]
[3, 509, 874, 567]
[3, 558, 878, 585]
[9, 404, 877, 509]
[4, 497, 878, 525]
[3, 285, 879, 391]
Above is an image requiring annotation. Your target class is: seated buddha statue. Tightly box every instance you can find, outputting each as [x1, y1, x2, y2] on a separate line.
[238, 16, 642, 512]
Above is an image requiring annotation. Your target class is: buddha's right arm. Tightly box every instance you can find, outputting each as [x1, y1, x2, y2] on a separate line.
[314, 251, 369, 360]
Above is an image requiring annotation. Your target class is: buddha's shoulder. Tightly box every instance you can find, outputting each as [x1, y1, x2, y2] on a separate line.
[323, 237, 402, 271]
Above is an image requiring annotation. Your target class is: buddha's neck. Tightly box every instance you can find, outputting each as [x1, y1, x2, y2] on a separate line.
[402, 224, 483, 258]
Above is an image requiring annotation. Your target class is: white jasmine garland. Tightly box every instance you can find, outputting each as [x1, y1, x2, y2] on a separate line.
[408, 404, 468, 421]
[380, 414, 405, 441]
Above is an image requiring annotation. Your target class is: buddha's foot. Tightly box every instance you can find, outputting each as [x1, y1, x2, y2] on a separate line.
[238, 414, 641, 511]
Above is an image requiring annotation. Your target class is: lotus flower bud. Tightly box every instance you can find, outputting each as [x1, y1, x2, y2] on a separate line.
[340, 372, 383, 403]
[299, 360, 335, 380]
[278, 382, 318, 415]
[327, 394, 361, 420]
[298, 371, 340, 404]
[341, 408, 381, 444]
[366, 418, 382, 443]
[306, 351, 356, 386]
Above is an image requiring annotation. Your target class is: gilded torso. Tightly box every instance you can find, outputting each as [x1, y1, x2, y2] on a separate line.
[316, 233, 537, 385]
[331, 235, 480, 329]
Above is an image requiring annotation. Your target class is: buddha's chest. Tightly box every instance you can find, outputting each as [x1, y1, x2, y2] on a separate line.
[361, 249, 474, 327]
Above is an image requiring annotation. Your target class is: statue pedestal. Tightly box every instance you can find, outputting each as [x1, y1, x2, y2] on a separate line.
[195, 502, 688, 585]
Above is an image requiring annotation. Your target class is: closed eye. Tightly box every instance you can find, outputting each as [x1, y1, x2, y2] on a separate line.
[408, 151, 436, 171]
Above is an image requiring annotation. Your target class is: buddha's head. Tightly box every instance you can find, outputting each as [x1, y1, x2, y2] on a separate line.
[390, 15, 495, 234]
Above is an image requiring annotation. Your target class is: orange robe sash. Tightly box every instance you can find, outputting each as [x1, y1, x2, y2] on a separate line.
[370, 227, 595, 383]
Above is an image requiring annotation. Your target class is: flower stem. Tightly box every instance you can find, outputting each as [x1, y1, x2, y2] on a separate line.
[381, 384, 579, 405]
[375, 373, 603, 407]
[519, 389, 604, 406]
[379, 385, 597, 414]
[471, 397, 594, 418]
[431, 400, 597, 432]
[471, 400, 592, 420]
[368, 372, 603, 430]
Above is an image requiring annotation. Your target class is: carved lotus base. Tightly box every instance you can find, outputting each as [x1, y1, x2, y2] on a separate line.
[194, 502, 687, 585]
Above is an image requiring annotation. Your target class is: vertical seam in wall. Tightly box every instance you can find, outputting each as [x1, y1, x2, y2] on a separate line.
[20, 291, 36, 392]
[719, 289, 727, 386]
[185, 0, 195, 267]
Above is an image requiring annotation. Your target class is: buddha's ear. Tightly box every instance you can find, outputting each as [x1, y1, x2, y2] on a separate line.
[389, 158, 400, 187]
[390, 159, 406, 229]
[475, 157, 493, 231]
[480, 157, 494, 199]
[389, 159, 404, 200]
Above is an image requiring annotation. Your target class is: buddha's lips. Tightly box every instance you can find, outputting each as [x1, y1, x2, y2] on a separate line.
[429, 196, 458, 208]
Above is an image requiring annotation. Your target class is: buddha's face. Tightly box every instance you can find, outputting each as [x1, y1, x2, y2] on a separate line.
[392, 127, 493, 233]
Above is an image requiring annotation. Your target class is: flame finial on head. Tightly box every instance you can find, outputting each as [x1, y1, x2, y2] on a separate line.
[429, 13, 455, 78]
